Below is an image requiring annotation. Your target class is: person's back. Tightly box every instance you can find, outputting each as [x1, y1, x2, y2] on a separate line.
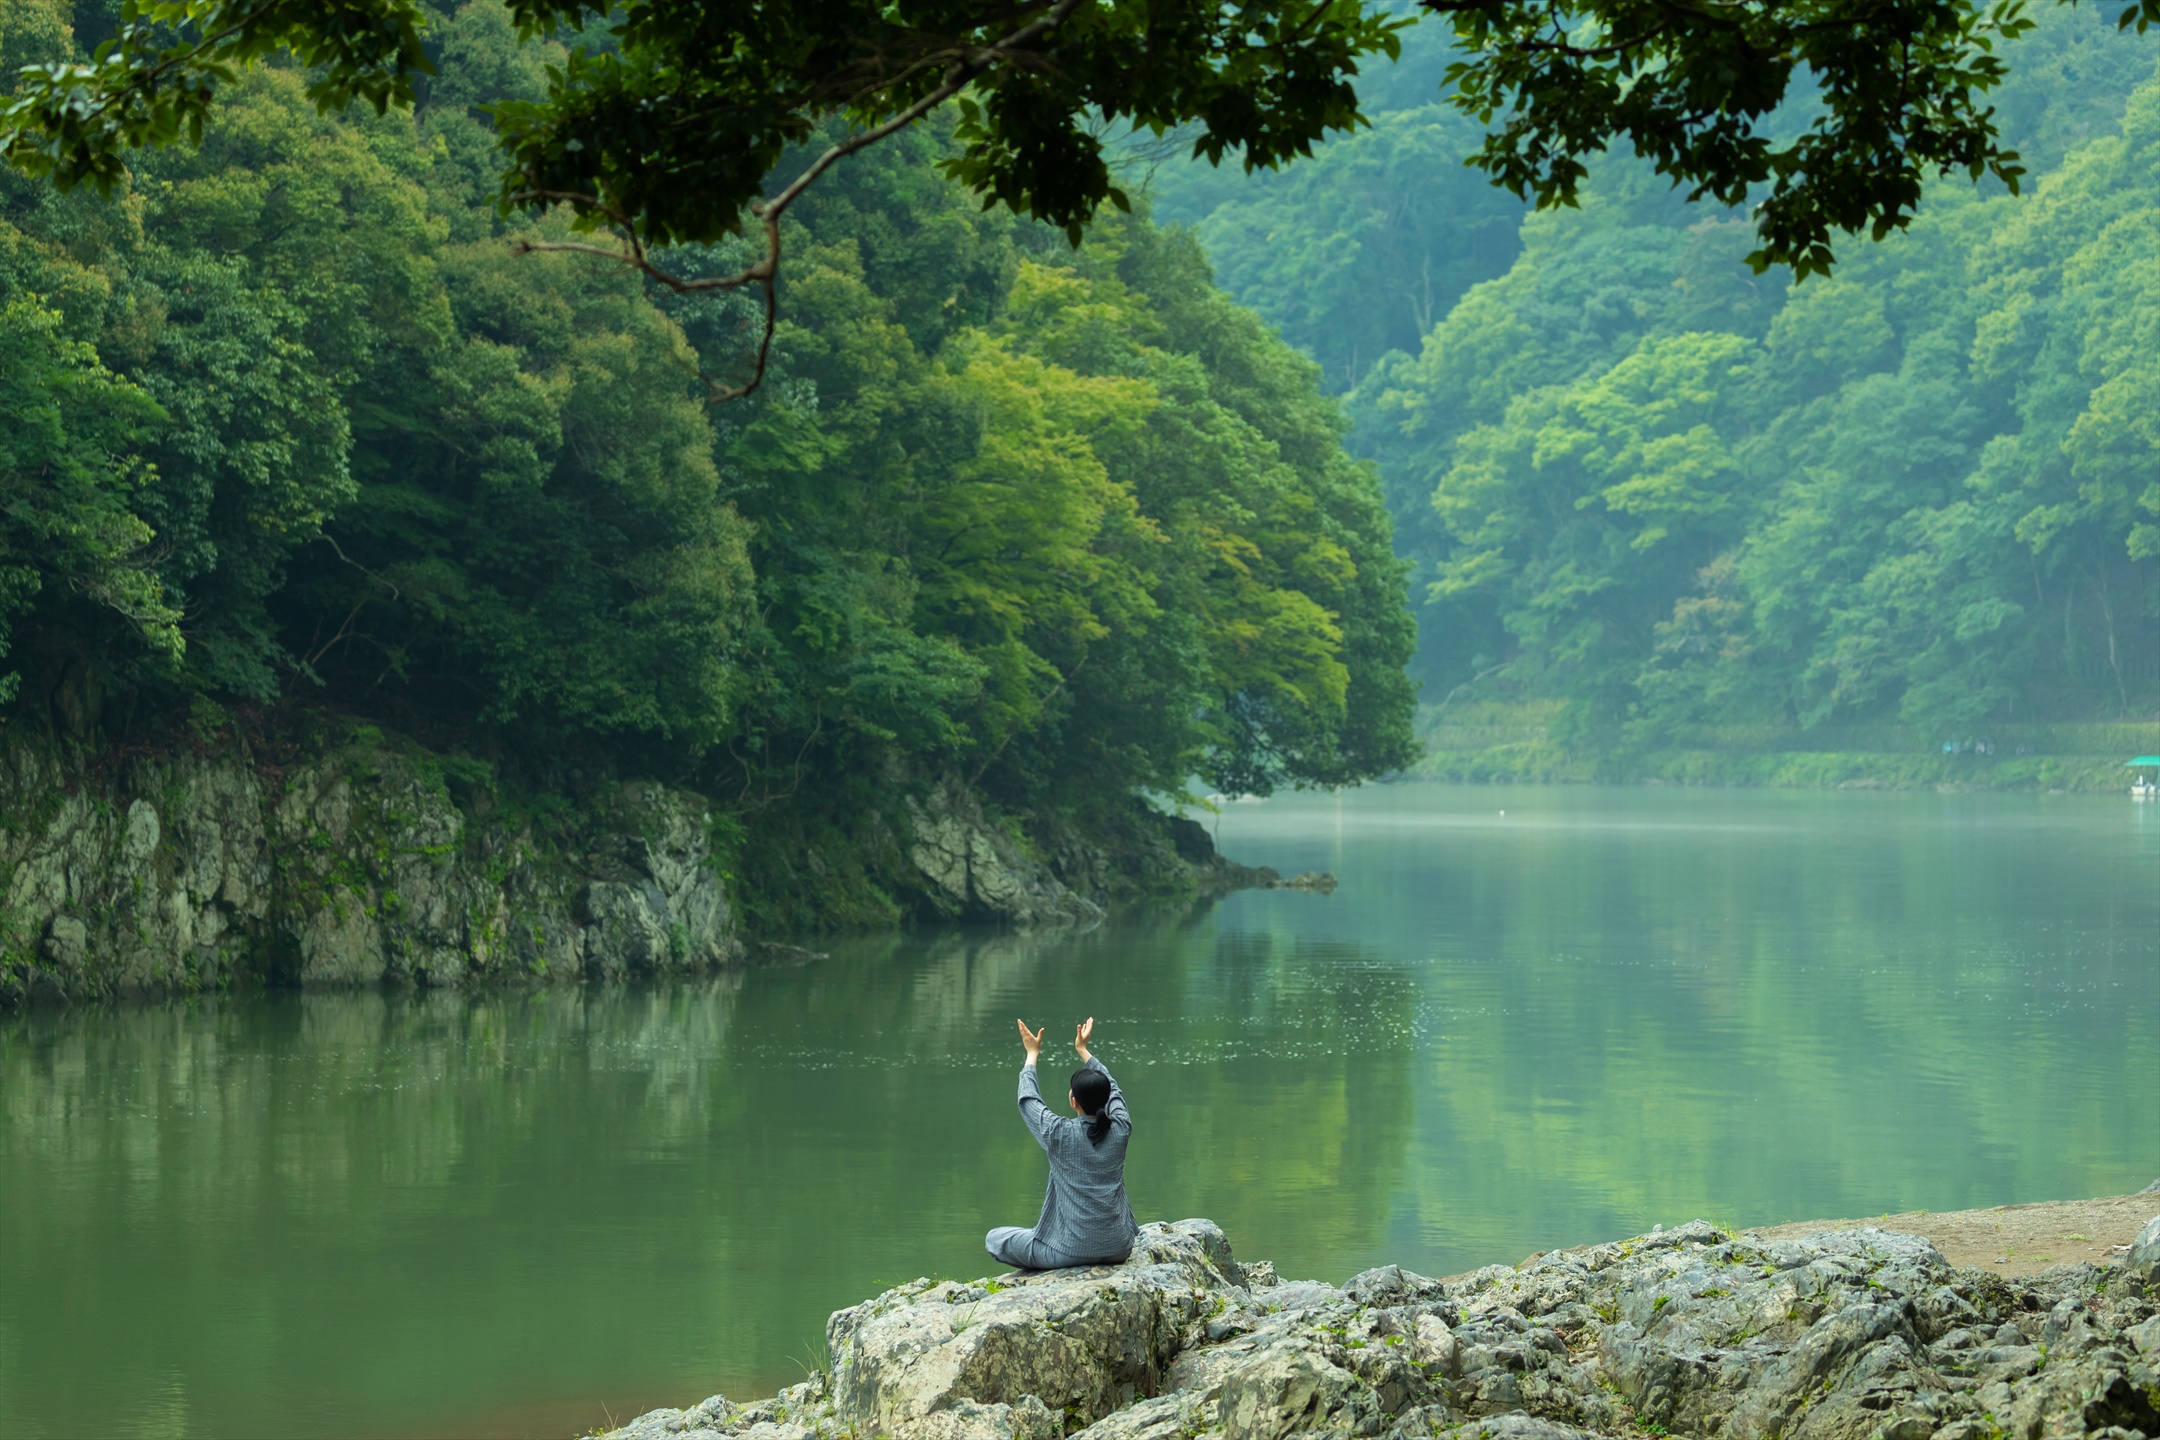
[987, 1017, 1137, 1270]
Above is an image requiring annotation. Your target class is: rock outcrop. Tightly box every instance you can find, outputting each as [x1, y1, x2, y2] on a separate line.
[907, 786, 1106, 929]
[0, 732, 741, 1000]
[601, 1214, 2160, 1440]
[1, 726, 1304, 1001]
[903, 789, 1293, 929]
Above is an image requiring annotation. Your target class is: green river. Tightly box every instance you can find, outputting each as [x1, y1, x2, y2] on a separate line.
[3, 784, 2155, 1439]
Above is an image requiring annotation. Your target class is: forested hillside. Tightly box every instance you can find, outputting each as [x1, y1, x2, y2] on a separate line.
[1154, 7, 2160, 759]
[0, 0, 1415, 931]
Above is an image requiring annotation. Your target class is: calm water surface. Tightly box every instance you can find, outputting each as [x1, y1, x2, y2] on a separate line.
[4, 785, 2155, 1439]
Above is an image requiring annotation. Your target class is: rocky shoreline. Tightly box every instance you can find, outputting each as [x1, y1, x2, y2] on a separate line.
[0, 727, 1298, 1004]
[601, 1210, 2160, 1440]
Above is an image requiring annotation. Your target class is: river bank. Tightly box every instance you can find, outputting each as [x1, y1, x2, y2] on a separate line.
[0, 715, 1283, 1005]
[601, 1198, 2160, 1440]
[1745, 1192, 2160, 1281]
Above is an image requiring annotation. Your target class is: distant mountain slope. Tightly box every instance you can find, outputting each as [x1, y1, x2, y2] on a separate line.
[1150, 6, 2160, 736]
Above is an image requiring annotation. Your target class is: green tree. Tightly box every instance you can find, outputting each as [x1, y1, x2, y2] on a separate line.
[0, 0, 1420, 932]
[0, 297, 176, 704]
[1364, 46, 2160, 739]
[8, 0, 2159, 404]
[1159, 95, 1527, 390]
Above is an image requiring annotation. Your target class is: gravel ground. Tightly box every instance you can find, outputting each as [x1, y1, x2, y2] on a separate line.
[1744, 1186, 2160, 1278]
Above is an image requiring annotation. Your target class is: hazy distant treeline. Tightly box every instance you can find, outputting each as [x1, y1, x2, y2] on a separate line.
[1158, 8, 2160, 741]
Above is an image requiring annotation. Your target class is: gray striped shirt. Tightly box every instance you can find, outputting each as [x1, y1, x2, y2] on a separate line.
[1016, 1055, 1138, 1261]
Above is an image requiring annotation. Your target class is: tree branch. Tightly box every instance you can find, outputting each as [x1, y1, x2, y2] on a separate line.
[509, 0, 1088, 403]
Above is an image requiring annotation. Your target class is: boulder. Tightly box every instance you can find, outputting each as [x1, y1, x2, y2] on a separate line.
[1343, 1265, 1444, 1308]
[1215, 1340, 1376, 1439]
[600, 1217, 2160, 1440]
[827, 1220, 1241, 1438]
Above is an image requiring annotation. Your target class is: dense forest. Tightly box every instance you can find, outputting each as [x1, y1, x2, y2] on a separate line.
[0, 0, 1417, 926]
[4, 0, 2156, 945]
[1155, 6, 2160, 752]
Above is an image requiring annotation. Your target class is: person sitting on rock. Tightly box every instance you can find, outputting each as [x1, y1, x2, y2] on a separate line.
[987, 1016, 1138, 1270]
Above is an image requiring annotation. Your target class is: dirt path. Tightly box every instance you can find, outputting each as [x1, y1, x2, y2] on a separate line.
[1743, 1188, 2160, 1278]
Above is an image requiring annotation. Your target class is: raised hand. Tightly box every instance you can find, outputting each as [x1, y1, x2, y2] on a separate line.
[1075, 1016, 1095, 1062]
[1016, 1019, 1043, 1062]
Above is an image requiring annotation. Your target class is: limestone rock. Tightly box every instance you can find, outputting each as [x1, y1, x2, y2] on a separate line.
[601, 1393, 739, 1439]
[1036, 808, 1282, 911]
[1344, 1265, 1444, 1307]
[905, 785, 1103, 928]
[1262, 1281, 1348, 1314]
[0, 731, 741, 1000]
[2129, 1214, 2160, 1266]
[1411, 1314, 1457, 1374]
[1441, 1417, 1601, 1440]
[827, 1220, 1241, 1436]
[1068, 1391, 1205, 1440]
[601, 1214, 2160, 1440]
[1216, 1339, 1377, 1439]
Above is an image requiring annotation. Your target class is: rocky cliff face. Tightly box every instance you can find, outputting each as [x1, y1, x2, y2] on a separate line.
[602, 1215, 2160, 1440]
[900, 786, 1289, 930]
[0, 728, 1276, 1003]
[0, 732, 742, 1001]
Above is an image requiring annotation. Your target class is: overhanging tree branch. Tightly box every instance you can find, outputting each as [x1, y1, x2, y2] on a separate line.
[508, 0, 1089, 402]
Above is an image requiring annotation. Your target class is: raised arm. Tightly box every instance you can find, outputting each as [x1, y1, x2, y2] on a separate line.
[1075, 1016, 1129, 1129]
[1015, 1019, 1055, 1149]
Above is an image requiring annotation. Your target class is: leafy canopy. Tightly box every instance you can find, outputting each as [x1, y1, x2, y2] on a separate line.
[4, 0, 2158, 309]
[1337, 12, 2160, 740]
[2, 0, 1403, 245]
[1428, 0, 2160, 277]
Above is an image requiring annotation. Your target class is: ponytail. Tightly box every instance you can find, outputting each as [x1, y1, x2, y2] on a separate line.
[1070, 1067, 1114, 1146]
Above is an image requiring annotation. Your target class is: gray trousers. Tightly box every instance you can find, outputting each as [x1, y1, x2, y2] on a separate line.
[985, 1226, 1129, 1271]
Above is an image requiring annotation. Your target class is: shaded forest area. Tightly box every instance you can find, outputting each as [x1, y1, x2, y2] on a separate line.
[1154, 6, 2160, 759]
[0, 0, 1417, 927]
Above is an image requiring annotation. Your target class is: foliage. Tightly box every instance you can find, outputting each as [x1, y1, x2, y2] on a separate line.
[0, 1, 1416, 909]
[1150, 61, 1528, 390]
[710, 125, 1416, 817]
[1, 0, 430, 194]
[5, 0, 2158, 342]
[1147, 3, 2158, 745]
[1, 27, 764, 749]
[0, 0, 1404, 252]
[1424, 0, 2143, 278]
[0, 295, 174, 703]
[1320, 8, 2160, 739]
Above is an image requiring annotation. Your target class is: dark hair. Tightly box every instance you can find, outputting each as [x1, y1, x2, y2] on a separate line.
[1070, 1068, 1113, 1145]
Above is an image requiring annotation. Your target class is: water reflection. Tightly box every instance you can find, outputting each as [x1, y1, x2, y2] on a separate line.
[1, 785, 2152, 1440]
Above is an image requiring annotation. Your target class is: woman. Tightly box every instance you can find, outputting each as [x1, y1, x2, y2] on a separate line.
[985, 1015, 1138, 1270]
